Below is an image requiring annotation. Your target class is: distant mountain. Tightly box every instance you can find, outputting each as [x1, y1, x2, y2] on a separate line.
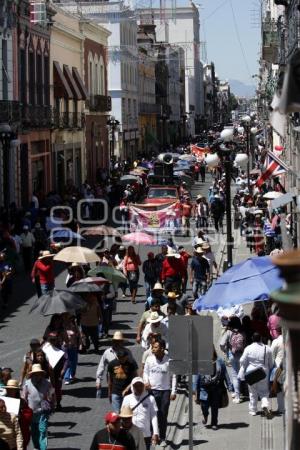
[229, 79, 256, 98]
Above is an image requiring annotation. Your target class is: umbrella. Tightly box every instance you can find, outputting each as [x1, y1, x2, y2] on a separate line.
[53, 246, 100, 264]
[174, 171, 193, 185]
[119, 175, 139, 185]
[194, 256, 283, 311]
[81, 226, 121, 237]
[88, 265, 127, 288]
[30, 289, 86, 316]
[179, 154, 196, 162]
[122, 231, 157, 246]
[75, 276, 109, 285]
[69, 282, 104, 293]
[50, 229, 84, 240]
[263, 191, 284, 200]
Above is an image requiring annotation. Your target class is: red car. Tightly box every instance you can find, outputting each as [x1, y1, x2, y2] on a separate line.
[143, 186, 179, 205]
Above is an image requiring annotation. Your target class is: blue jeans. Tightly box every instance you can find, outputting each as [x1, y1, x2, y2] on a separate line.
[40, 283, 54, 295]
[229, 352, 241, 397]
[31, 411, 49, 450]
[192, 279, 206, 299]
[64, 347, 78, 381]
[145, 280, 155, 299]
[111, 393, 123, 413]
[152, 390, 171, 440]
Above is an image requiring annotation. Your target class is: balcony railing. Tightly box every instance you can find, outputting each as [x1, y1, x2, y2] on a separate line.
[52, 110, 85, 129]
[0, 100, 21, 123]
[21, 104, 53, 128]
[139, 102, 160, 114]
[86, 95, 112, 112]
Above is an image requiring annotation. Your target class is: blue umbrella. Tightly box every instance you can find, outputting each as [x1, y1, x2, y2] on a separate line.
[194, 256, 283, 312]
[50, 229, 84, 240]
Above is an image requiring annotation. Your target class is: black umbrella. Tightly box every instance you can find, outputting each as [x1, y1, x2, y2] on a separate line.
[30, 289, 86, 316]
[69, 282, 104, 293]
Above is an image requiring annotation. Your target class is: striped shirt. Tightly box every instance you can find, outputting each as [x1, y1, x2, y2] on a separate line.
[0, 412, 23, 450]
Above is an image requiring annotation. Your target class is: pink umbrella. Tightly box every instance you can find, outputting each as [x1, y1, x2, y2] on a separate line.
[75, 276, 110, 285]
[122, 231, 157, 246]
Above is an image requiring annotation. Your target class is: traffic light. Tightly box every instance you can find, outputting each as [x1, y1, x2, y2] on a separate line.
[30, 1, 47, 24]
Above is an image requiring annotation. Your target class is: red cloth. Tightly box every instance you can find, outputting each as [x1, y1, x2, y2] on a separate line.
[161, 257, 185, 280]
[180, 251, 191, 269]
[31, 260, 55, 285]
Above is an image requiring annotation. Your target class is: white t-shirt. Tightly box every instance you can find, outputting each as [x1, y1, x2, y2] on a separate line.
[143, 354, 176, 393]
[122, 392, 159, 437]
[141, 323, 168, 349]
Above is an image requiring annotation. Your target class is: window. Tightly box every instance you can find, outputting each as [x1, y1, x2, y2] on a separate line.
[128, 98, 131, 116]
[95, 63, 98, 94]
[89, 61, 93, 94]
[44, 55, 49, 105]
[20, 48, 27, 104]
[36, 53, 43, 105]
[99, 56, 105, 95]
[29, 50, 35, 105]
[133, 99, 136, 118]
[122, 98, 126, 118]
[2, 39, 8, 100]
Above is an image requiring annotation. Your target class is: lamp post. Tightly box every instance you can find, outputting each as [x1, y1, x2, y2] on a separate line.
[159, 113, 169, 150]
[241, 115, 251, 192]
[0, 123, 13, 208]
[107, 116, 120, 171]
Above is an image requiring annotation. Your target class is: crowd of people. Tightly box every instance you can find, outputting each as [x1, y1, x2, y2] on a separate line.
[0, 130, 289, 449]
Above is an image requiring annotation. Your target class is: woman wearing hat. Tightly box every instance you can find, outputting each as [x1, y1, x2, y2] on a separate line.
[5, 380, 33, 450]
[23, 364, 54, 450]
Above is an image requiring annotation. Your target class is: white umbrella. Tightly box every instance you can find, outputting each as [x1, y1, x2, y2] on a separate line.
[53, 246, 100, 264]
[263, 191, 283, 200]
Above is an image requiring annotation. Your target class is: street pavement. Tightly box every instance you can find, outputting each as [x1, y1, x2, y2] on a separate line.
[0, 176, 284, 450]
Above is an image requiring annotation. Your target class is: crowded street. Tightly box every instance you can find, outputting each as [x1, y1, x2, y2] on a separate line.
[2, 0, 300, 449]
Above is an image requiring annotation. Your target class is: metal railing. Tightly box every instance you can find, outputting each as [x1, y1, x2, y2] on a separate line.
[87, 95, 111, 112]
[52, 110, 85, 129]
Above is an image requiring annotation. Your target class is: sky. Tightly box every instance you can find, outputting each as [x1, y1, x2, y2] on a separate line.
[199, 0, 261, 85]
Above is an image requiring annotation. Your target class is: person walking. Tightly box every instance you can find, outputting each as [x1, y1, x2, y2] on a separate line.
[190, 247, 210, 299]
[196, 349, 228, 430]
[0, 398, 23, 450]
[96, 331, 134, 397]
[122, 377, 159, 450]
[136, 299, 165, 344]
[143, 339, 176, 447]
[23, 364, 55, 450]
[210, 194, 225, 233]
[124, 246, 141, 304]
[239, 332, 273, 417]
[119, 406, 146, 450]
[31, 251, 55, 296]
[80, 294, 101, 353]
[108, 349, 138, 413]
[142, 252, 159, 299]
[141, 312, 168, 349]
[220, 316, 246, 403]
[20, 226, 35, 271]
[90, 411, 136, 450]
[160, 247, 185, 294]
[178, 246, 191, 293]
[199, 161, 206, 183]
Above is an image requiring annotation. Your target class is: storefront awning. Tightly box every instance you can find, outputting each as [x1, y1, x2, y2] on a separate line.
[53, 61, 73, 99]
[63, 65, 82, 100]
[72, 67, 88, 100]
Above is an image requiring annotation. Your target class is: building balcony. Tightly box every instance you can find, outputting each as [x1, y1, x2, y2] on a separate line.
[86, 95, 112, 112]
[52, 110, 85, 129]
[0, 101, 21, 124]
[262, 21, 279, 63]
[21, 104, 53, 129]
[139, 102, 160, 114]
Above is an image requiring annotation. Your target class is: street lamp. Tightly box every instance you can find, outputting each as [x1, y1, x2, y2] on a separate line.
[240, 115, 251, 192]
[107, 116, 120, 170]
[0, 123, 14, 208]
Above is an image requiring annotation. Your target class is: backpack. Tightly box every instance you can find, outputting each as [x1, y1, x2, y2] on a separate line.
[230, 330, 245, 355]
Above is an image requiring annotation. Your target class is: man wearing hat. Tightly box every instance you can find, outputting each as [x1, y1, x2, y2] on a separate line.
[23, 364, 54, 450]
[141, 312, 168, 349]
[190, 247, 210, 299]
[119, 406, 146, 450]
[107, 349, 138, 413]
[161, 247, 185, 294]
[89, 411, 136, 450]
[96, 331, 134, 396]
[202, 243, 218, 284]
[178, 246, 191, 294]
[195, 195, 209, 229]
[31, 251, 55, 296]
[136, 299, 165, 344]
[122, 377, 159, 450]
[145, 282, 167, 310]
[161, 292, 184, 316]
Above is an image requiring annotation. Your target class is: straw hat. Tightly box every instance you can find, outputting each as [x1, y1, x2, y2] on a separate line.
[5, 379, 20, 390]
[167, 292, 179, 299]
[131, 377, 144, 388]
[202, 243, 210, 250]
[27, 364, 46, 377]
[112, 331, 125, 341]
[195, 247, 204, 254]
[38, 250, 54, 260]
[119, 406, 133, 418]
[71, 262, 81, 267]
[196, 194, 203, 200]
[152, 282, 164, 292]
[147, 311, 163, 324]
[166, 247, 180, 258]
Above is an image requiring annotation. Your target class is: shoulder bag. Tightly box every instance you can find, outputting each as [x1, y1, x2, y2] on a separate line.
[244, 345, 267, 386]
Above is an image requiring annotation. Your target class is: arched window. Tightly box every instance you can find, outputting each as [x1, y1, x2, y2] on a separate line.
[88, 52, 93, 95]
[99, 55, 105, 95]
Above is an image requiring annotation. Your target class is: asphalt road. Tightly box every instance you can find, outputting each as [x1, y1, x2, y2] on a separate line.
[0, 176, 284, 450]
